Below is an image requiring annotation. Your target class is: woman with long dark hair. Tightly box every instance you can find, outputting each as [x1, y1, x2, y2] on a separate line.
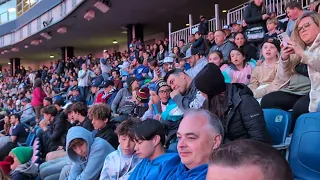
[194, 64, 270, 143]
[31, 78, 47, 122]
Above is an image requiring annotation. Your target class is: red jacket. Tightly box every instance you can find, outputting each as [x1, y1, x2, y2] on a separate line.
[31, 87, 47, 106]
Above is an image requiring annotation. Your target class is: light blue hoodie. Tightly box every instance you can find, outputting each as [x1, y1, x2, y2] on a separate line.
[66, 126, 115, 180]
[158, 154, 208, 180]
[128, 153, 176, 180]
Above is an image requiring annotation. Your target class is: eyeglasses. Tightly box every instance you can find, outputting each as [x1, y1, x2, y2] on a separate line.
[159, 89, 171, 94]
[296, 22, 314, 33]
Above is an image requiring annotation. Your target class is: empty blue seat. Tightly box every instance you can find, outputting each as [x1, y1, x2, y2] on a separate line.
[263, 109, 292, 145]
[289, 112, 320, 180]
[18, 132, 36, 147]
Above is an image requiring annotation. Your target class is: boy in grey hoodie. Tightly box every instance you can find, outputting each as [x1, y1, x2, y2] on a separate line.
[66, 126, 115, 180]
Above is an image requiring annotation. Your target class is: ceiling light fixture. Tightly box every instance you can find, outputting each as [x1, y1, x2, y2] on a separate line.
[113, 40, 118, 44]
[24, 45, 29, 48]
[186, 23, 190, 27]
[50, 55, 54, 58]
[121, 31, 127, 34]
[8, 8, 16, 13]
[8, 62, 11, 65]
[222, 10, 227, 13]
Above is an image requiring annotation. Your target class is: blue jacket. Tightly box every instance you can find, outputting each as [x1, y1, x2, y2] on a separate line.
[67, 126, 115, 180]
[158, 154, 208, 180]
[133, 65, 149, 81]
[128, 153, 175, 180]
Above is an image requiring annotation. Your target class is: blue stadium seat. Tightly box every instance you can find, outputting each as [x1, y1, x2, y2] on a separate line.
[18, 132, 36, 147]
[263, 109, 292, 159]
[289, 112, 320, 180]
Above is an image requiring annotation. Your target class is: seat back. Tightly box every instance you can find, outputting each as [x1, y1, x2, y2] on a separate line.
[289, 112, 320, 179]
[263, 109, 291, 145]
[26, 133, 36, 147]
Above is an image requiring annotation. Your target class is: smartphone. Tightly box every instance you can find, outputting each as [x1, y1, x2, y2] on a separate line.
[277, 32, 290, 47]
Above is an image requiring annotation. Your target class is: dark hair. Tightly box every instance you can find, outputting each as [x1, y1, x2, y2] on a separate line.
[42, 105, 58, 116]
[88, 104, 111, 121]
[209, 139, 294, 180]
[11, 114, 20, 121]
[229, 47, 247, 64]
[111, 69, 120, 75]
[172, 46, 181, 53]
[148, 59, 158, 67]
[115, 119, 140, 140]
[44, 97, 52, 103]
[68, 138, 86, 149]
[207, 93, 227, 121]
[164, 68, 185, 81]
[234, 32, 245, 40]
[34, 78, 42, 88]
[65, 104, 73, 114]
[209, 50, 223, 60]
[179, 39, 185, 43]
[71, 102, 88, 117]
[285, 1, 302, 10]
[133, 119, 166, 145]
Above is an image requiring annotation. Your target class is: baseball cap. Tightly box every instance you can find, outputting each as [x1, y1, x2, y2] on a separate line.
[53, 98, 65, 107]
[99, 80, 114, 88]
[163, 57, 174, 64]
[71, 86, 80, 91]
[231, 20, 242, 26]
[183, 48, 200, 59]
[91, 78, 102, 87]
[222, 25, 232, 31]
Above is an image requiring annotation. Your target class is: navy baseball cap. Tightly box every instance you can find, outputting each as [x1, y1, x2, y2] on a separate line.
[91, 78, 102, 87]
[99, 80, 114, 88]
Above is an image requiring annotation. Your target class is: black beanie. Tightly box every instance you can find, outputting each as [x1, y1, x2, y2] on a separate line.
[195, 64, 226, 97]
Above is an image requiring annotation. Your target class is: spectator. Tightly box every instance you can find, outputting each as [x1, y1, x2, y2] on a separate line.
[262, 12, 317, 128]
[40, 105, 71, 154]
[111, 69, 123, 90]
[159, 109, 224, 180]
[171, 46, 185, 60]
[249, 38, 280, 100]
[234, 32, 258, 61]
[195, 64, 270, 143]
[156, 44, 169, 61]
[70, 102, 94, 131]
[10, 147, 38, 180]
[20, 98, 35, 124]
[184, 48, 208, 79]
[43, 97, 52, 107]
[88, 104, 119, 149]
[96, 80, 118, 106]
[148, 59, 166, 83]
[99, 119, 141, 180]
[208, 50, 224, 67]
[221, 48, 256, 84]
[165, 69, 206, 110]
[70, 86, 86, 104]
[111, 77, 139, 115]
[285, 1, 304, 37]
[206, 31, 216, 50]
[0, 115, 11, 136]
[31, 78, 47, 122]
[192, 32, 206, 53]
[178, 39, 189, 55]
[131, 57, 149, 86]
[66, 126, 115, 180]
[100, 50, 112, 75]
[244, 0, 269, 42]
[264, 18, 281, 41]
[87, 78, 103, 106]
[231, 20, 244, 35]
[151, 44, 159, 59]
[207, 139, 293, 180]
[129, 119, 175, 180]
[78, 63, 95, 98]
[198, 15, 209, 35]
[222, 25, 233, 41]
[162, 57, 174, 74]
[210, 30, 235, 61]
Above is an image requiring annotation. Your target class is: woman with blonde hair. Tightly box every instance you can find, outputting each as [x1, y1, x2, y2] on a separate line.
[261, 12, 320, 129]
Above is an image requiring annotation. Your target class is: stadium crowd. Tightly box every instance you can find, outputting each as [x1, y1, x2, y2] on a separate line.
[0, 0, 319, 179]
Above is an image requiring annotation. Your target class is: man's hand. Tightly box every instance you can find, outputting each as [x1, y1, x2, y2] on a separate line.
[170, 90, 180, 99]
[39, 120, 48, 131]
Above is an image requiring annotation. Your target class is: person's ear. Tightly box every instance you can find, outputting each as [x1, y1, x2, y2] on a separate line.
[153, 135, 161, 147]
[212, 134, 222, 151]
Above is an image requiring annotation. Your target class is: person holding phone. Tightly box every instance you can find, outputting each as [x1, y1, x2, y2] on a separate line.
[261, 12, 320, 131]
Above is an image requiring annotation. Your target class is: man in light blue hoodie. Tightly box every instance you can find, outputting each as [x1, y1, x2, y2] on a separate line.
[158, 109, 224, 180]
[99, 119, 141, 180]
[66, 126, 115, 180]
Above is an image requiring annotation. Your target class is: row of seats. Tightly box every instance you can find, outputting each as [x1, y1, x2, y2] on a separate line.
[263, 109, 320, 180]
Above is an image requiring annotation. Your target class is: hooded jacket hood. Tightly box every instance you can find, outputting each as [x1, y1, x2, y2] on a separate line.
[66, 126, 94, 164]
[10, 162, 38, 178]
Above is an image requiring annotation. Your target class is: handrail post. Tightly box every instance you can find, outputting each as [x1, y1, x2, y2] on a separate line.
[227, 11, 230, 26]
[188, 14, 193, 34]
[215, 4, 220, 30]
[168, 22, 172, 51]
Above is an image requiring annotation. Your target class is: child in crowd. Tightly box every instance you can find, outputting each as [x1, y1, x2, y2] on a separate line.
[99, 119, 141, 180]
[9, 147, 38, 180]
[129, 119, 176, 180]
[221, 48, 256, 84]
[264, 18, 281, 41]
[66, 126, 115, 180]
[249, 38, 281, 102]
[208, 50, 224, 67]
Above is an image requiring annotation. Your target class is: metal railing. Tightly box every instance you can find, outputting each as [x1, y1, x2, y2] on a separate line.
[227, 0, 312, 25]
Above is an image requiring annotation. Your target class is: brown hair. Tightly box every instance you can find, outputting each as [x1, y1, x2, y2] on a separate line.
[285, 1, 302, 10]
[68, 138, 86, 149]
[3, 115, 11, 136]
[88, 104, 111, 121]
[209, 139, 294, 180]
[115, 119, 140, 140]
[266, 18, 279, 27]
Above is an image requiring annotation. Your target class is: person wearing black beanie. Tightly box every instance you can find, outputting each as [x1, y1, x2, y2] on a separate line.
[194, 64, 270, 143]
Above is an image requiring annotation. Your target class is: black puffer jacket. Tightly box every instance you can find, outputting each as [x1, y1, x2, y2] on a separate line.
[244, 2, 267, 31]
[224, 83, 270, 143]
[93, 122, 119, 149]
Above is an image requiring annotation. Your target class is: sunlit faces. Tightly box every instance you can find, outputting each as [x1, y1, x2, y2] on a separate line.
[206, 165, 264, 180]
[297, 17, 320, 45]
[262, 42, 278, 60]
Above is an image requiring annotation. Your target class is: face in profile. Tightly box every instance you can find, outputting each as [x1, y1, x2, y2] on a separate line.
[119, 135, 136, 156]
